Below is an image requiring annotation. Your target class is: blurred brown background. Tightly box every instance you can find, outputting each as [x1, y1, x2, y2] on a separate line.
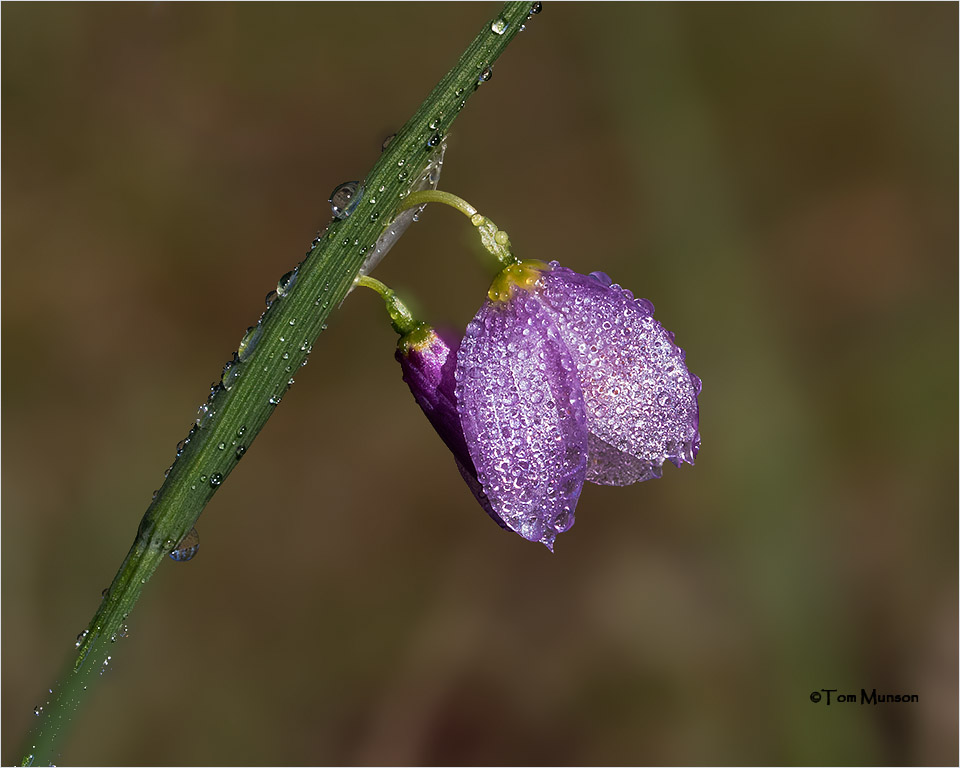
[3, 3, 957, 765]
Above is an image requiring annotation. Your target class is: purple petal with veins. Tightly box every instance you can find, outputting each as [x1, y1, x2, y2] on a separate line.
[454, 290, 588, 550]
[536, 262, 701, 485]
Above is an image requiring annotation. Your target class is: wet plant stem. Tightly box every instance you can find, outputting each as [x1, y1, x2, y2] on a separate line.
[398, 190, 516, 266]
[20, 4, 534, 764]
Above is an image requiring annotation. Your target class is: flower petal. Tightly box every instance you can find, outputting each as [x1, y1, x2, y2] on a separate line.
[455, 290, 588, 550]
[586, 433, 663, 485]
[537, 263, 700, 485]
[397, 327, 506, 529]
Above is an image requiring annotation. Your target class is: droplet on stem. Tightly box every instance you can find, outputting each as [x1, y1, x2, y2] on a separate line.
[277, 268, 299, 297]
[329, 181, 364, 220]
[169, 527, 200, 562]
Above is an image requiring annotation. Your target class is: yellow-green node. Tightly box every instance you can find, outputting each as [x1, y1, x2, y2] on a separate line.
[487, 259, 551, 302]
[397, 322, 438, 355]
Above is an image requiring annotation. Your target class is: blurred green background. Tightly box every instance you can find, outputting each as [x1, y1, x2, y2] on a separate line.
[3, 3, 957, 765]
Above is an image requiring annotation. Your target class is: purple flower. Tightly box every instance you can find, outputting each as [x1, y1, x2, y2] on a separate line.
[454, 260, 701, 550]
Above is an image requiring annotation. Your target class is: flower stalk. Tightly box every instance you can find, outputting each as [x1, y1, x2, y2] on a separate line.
[398, 189, 516, 266]
[20, 4, 536, 764]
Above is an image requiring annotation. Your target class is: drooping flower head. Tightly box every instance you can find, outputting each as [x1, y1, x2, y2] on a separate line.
[363, 190, 701, 551]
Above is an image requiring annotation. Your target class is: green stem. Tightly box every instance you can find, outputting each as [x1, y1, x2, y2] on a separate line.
[354, 275, 419, 336]
[397, 189, 517, 266]
[401, 189, 479, 218]
[20, 3, 535, 764]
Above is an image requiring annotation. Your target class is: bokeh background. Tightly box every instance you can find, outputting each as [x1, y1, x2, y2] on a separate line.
[3, 3, 957, 765]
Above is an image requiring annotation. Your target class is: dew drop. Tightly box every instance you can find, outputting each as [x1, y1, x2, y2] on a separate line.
[425, 133, 442, 149]
[235, 445, 246, 460]
[237, 324, 264, 362]
[210, 473, 223, 487]
[34, 705, 42, 717]
[477, 65, 493, 84]
[491, 17, 508, 34]
[277, 268, 299, 297]
[264, 289, 278, 308]
[529, 1, 542, 14]
[169, 527, 200, 562]
[195, 403, 214, 428]
[329, 181, 364, 220]
[237, 425, 246, 437]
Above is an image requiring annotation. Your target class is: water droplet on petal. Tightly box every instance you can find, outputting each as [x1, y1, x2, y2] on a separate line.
[637, 297, 655, 315]
[589, 271, 613, 286]
[169, 527, 200, 562]
[329, 181, 363, 220]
